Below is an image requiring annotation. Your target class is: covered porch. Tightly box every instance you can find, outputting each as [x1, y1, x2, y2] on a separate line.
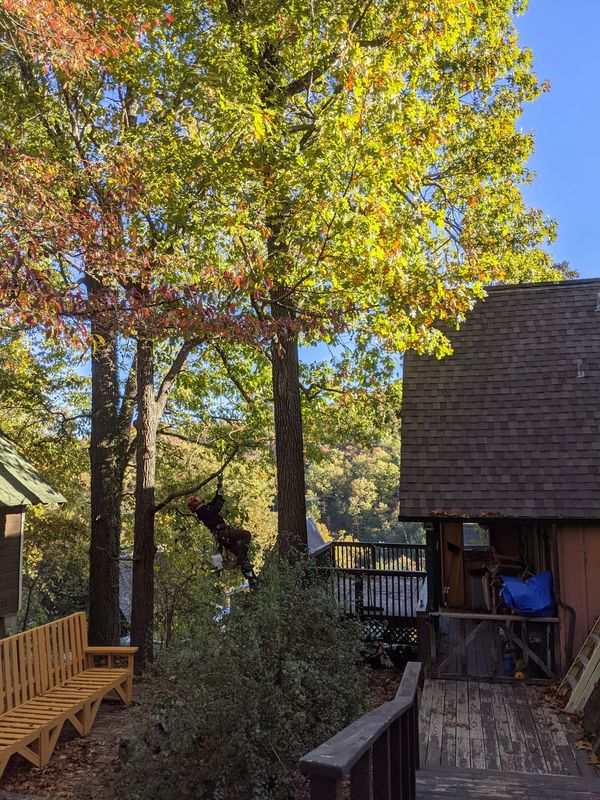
[417, 518, 565, 681]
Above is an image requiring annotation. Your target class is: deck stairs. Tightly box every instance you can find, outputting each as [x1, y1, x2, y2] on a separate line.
[417, 767, 600, 798]
[559, 616, 600, 712]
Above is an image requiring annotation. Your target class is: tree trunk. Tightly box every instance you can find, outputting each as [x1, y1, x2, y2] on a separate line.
[271, 289, 308, 556]
[130, 335, 158, 671]
[87, 277, 122, 646]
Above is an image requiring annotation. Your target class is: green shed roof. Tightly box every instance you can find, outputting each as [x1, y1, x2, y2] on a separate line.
[0, 432, 66, 507]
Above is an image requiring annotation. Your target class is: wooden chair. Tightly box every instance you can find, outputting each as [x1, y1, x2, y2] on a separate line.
[0, 612, 137, 777]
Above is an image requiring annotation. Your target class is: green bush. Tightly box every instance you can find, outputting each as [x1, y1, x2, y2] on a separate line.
[120, 556, 366, 799]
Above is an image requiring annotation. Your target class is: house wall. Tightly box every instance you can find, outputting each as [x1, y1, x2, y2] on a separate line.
[0, 507, 24, 618]
[557, 524, 600, 660]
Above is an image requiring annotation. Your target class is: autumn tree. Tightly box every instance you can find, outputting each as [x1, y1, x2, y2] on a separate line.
[184, 0, 562, 554]
[0, 0, 279, 663]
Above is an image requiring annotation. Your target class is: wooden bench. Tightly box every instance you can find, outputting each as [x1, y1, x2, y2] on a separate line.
[0, 611, 137, 777]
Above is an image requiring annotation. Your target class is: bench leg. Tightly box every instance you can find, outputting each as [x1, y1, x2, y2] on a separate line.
[39, 722, 63, 767]
[16, 721, 63, 770]
[0, 753, 10, 779]
[114, 674, 134, 705]
[67, 707, 86, 736]
[83, 697, 103, 736]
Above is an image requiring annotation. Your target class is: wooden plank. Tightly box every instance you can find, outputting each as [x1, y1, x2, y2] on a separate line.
[2, 640, 13, 711]
[455, 680, 470, 769]
[425, 680, 445, 767]
[65, 616, 75, 680]
[501, 684, 527, 772]
[419, 679, 435, 761]
[43, 624, 54, 690]
[24, 631, 35, 702]
[0, 639, 4, 715]
[512, 683, 547, 773]
[479, 681, 501, 770]
[10, 637, 19, 708]
[17, 634, 28, 705]
[55, 620, 67, 685]
[490, 683, 517, 771]
[440, 679, 457, 768]
[561, 714, 598, 779]
[467, 681, 486, 770]
[431, 611, 560, 623]
[523, 684, 567, 776]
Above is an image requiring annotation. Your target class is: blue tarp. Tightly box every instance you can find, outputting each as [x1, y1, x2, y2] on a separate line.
[500, 571, 555, 617]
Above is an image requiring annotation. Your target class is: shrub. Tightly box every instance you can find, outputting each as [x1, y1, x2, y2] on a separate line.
[120, 555, 366, 799]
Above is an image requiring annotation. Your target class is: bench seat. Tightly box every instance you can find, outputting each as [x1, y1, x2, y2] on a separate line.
[0, 614, 137, 777]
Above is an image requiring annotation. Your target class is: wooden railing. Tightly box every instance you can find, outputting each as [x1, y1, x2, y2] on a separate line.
[299, 662, 422, 799]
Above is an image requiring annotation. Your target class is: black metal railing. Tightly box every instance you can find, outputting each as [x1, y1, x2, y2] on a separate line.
[329, 568, 426, 620]
[299, 661, 422, 799]
[329, 541, 427, 572]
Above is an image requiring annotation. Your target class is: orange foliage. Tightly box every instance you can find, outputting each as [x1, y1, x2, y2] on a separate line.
[2, 0, 132, 74]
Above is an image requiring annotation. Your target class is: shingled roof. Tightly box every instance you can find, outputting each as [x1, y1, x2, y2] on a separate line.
[0, 432, 65, 507]
[399, 279, 600, 521]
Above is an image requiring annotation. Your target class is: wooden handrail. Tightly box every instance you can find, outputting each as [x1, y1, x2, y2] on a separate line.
[299, 662, 422, 799]
[430, 610, 559, 623]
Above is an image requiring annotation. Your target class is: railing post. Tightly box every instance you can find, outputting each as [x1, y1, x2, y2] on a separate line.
[416, 612, 430, 673]
[373, 730, 391, 800]
[350, 748, 373, 799]
[388, 717, 401, 799]
[310, 776, 342, 800]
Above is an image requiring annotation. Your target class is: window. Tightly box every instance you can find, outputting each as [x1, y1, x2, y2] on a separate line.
[463, 522, 490, 551]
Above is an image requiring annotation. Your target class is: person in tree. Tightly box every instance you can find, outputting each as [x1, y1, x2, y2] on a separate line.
[188, 475, 258, 588]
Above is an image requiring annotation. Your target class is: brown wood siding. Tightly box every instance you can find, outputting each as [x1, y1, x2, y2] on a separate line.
[557, 524, 600, 661]
[0, 509, 24, 616]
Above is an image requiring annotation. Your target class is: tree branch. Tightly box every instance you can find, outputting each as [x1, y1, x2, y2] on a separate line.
[155, 337, 203, 418]
[153, 445, 240, 514]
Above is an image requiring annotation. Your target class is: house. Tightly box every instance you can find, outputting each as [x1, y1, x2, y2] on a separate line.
[399, 278, 600, 679]
[0, 431, 66, 636]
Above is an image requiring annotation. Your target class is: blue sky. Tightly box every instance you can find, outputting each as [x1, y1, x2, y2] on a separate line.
[517, 0, 600, 279]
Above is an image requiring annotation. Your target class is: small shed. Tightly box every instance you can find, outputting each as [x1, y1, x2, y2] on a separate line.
[0, 431, 66, 636]
[399, 278, 600, 679]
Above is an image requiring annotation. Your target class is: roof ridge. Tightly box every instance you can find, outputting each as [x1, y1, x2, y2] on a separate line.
[487, 277, 600, 293]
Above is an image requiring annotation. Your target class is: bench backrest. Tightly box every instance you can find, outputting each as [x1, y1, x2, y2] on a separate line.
[0, 612, 88, 714]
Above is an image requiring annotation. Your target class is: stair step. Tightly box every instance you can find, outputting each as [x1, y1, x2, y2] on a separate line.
[417, 767, 600, 799]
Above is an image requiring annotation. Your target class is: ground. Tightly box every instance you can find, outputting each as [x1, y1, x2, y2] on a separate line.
[0, 700, 130, 800]
[1, 667, 594, 799]
[0, 665, 403, 799]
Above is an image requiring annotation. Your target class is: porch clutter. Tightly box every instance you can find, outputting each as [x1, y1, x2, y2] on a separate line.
[0, 612, 136, 778]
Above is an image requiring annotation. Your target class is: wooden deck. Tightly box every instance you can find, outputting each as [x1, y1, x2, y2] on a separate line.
[419, 678, 595, 776]
[416, 678, 600, 798]
[416, 767, 600, 798]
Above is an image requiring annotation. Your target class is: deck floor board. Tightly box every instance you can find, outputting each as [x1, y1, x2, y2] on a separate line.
[419, 679, 595, 777]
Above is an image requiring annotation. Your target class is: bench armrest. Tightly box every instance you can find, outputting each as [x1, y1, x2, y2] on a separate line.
[84, 645, 138, 671]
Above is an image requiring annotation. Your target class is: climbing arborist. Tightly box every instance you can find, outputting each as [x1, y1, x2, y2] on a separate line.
[187, 474, 258, 588]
